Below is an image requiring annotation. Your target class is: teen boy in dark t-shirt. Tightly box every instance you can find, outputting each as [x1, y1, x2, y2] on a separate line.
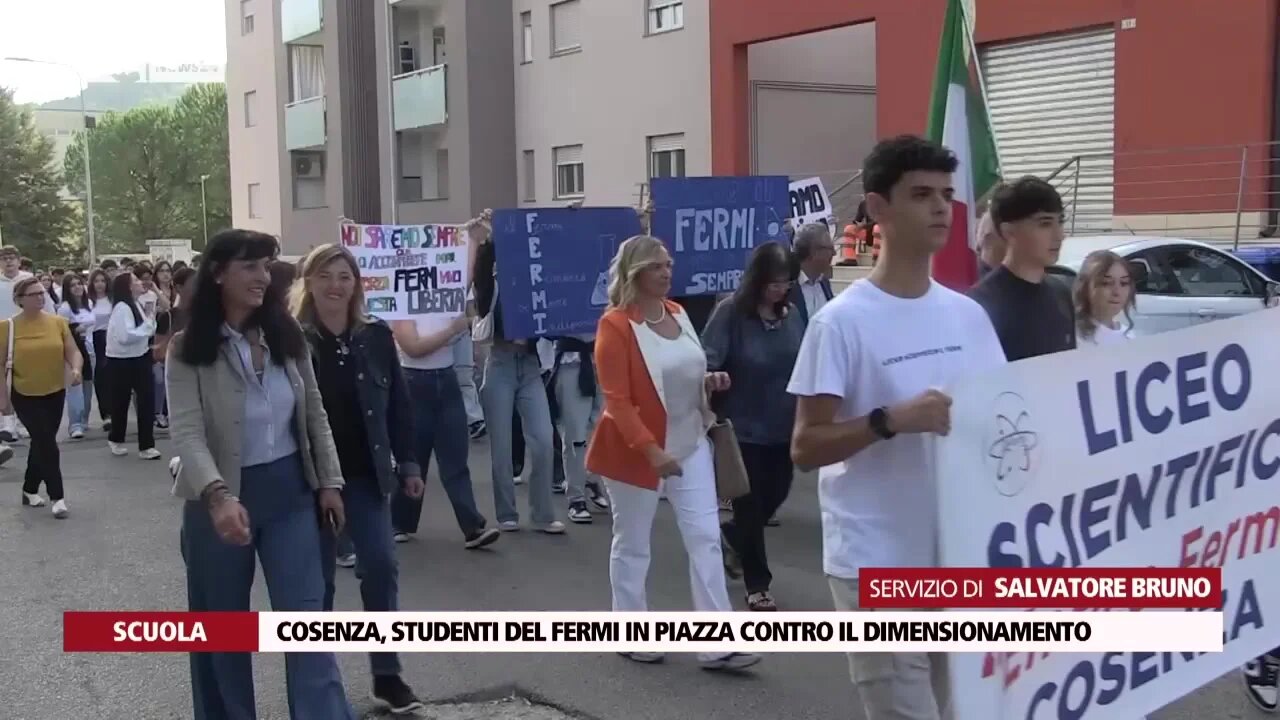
[967, 177, 1075, 361]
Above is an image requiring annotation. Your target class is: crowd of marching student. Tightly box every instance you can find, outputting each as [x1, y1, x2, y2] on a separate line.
[4, 134, 1275, 718]
[0, 250, 197, 518]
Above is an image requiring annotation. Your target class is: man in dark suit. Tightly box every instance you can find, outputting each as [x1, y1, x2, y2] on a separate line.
[788, 222, 836, 324]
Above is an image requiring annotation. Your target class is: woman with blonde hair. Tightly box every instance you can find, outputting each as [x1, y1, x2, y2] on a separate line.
[0, 277, 81, 516]
[586, 235, 761, 671]
[1074, 250, 1135, 346]
[291, 243, 427, 713]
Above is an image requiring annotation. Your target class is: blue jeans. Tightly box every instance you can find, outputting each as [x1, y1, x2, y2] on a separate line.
[452, 334, 484, 425]
[65, 379, 93, 433]
[555, 363, 601, 503]
[390, 367, 487, 537]
[180, 454, 354, 720]
[320, 479, 401, 676]
[481, 345, 556, 525]
[154, 361, 168, 417]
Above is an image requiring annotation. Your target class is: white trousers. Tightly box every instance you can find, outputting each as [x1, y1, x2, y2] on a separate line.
[605, 438, 732, 661]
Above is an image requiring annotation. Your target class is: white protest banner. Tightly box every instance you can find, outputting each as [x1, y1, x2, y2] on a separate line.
[936, 310, 1280, 720]
[789, 176, 834, 233]
[339, 223, 470, 321]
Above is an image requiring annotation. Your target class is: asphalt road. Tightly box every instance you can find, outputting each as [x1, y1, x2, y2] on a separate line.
[0, 425, 1267, 720]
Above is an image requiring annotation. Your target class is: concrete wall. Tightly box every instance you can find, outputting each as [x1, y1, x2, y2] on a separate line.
[225, 0, 285, 238]
[512, 0, 712, 207]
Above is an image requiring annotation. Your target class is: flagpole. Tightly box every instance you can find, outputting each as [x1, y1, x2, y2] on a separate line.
[959, 2, 1004, 178]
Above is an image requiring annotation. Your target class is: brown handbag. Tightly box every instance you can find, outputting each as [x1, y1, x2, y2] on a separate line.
[708, 419, 750, 500]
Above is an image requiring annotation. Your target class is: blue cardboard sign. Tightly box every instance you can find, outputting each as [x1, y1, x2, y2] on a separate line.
[649, 176, 791, 296]
[492, 207, 643, 339]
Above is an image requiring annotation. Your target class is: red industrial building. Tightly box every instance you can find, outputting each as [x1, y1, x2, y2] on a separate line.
[710, 0, 1280, 235]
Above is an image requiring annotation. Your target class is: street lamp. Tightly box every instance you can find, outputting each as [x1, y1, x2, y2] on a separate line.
[199, 174, 211, 247]
[4, 57, 97, 265]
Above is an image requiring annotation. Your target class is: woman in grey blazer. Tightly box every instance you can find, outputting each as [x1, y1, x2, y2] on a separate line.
[166, 229, 355, 720]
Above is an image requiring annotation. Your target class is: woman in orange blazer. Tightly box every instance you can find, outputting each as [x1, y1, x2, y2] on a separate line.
[586, 235, 762, 672]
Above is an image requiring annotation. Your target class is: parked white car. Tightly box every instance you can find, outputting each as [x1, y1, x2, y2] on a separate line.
[1050, 236, 1279, 336]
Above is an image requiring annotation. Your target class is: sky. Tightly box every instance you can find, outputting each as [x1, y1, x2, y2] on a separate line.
[0, 0, 227, 105]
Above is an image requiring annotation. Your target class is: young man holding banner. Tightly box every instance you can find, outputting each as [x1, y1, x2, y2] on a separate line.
[787, 136, 1006, 720]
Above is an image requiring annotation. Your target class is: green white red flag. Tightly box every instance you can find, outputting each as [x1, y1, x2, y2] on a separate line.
[926, 0, 1000, 290]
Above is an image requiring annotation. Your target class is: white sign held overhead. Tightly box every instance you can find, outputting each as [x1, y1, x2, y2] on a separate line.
[788, 177, 834, 235]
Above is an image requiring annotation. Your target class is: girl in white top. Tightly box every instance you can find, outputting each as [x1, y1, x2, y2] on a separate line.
[105, 271, 160, 458]
[87, 269, 114, 430]
[1074, 250, 1135, 348]
[57, 274, 97, 438]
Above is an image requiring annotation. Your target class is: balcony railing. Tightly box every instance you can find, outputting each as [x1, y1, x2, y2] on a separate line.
[285, 96, 326, 151]
[282, 0, 323, 43]
[1047, 141, 1280, 249]
[392, 64, 447, 132]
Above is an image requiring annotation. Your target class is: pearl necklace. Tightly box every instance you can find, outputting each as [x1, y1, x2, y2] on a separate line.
[643, 304, 667, 325]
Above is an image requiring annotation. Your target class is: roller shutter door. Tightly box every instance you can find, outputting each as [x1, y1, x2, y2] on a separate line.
[981, 28, 1116, 230]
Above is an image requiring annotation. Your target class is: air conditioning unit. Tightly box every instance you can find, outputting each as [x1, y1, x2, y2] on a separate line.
[293, 154, 323, 179]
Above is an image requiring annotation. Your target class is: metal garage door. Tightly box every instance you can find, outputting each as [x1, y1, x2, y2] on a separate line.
[981, 28, 1116, 230]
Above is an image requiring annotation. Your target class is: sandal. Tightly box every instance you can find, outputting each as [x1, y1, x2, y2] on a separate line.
[746, 591, 777, 611]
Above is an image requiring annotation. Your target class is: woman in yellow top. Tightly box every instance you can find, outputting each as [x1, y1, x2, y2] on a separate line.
[0, 277, 84, 518]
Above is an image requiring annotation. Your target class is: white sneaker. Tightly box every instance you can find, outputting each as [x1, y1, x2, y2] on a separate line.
[108, 442, 128, 456]
[538, 520, 566, 535]
[69, 428, 85, 440]
[51, 499, 69, 519]
[139, 448, 162, 460]
[22, 492, 46, 508]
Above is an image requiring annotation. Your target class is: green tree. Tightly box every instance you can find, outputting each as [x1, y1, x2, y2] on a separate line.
[172, 83, 231, 247]
[0, 87, 76, 265]
[63, 83, 230, 254]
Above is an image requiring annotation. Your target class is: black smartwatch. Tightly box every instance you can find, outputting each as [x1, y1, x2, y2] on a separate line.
[869, 407, 896, 440]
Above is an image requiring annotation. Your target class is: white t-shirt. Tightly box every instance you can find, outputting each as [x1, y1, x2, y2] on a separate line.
[137, 289, 159, 317]
[787, 279, 1007, 579]
[637, 324, 706, 462]
[1077, 321, 1131, 347]
[0, 271, 34, 318]
[91, 297, 113, 332]
[398, 315, 460, 370]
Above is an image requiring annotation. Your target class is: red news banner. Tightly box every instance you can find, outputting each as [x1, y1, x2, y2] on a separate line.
[858, 567, 1221, 609]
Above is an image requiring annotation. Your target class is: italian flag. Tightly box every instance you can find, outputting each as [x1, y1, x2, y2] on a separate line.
[926, 0, 1001, 291]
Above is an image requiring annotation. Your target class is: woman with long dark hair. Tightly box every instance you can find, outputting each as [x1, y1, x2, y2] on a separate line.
[57, 273, 95, 439]
[292, 243, 427, 713]
[86, 269, 113, 430]
[701, 242, 805, 611]
[105, 271, 159, 458]
[167, 229, 354, 719]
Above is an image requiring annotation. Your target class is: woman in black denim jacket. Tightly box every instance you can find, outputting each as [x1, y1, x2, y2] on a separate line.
[292, 244, 427, 715]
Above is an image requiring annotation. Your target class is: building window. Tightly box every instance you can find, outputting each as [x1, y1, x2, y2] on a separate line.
[248, 183, 262, 218]
[241, 0, 255, 35]
[243, 90, 257, 127]
[520, 11, 534, 64]
[647, 0, 684, 34]
[523, 150, 536, 202]
[550, 0, 581, 57]
[292, 151, 327, 209]
[648, 134, 686, 178]
[553, 145, 585, 199]
[288, 45, 325, 103]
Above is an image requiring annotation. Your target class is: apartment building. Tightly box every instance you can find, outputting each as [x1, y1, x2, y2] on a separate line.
[225, 0, 516, 256]
[511, 0, 711, 207]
